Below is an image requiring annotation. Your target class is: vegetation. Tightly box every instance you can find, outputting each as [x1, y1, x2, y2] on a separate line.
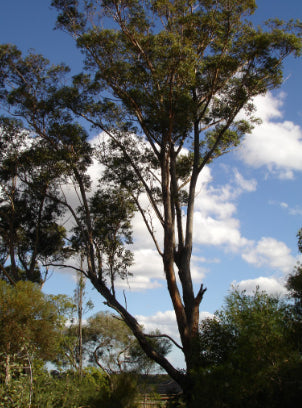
[1, 259, 302, 406]
[0, 281, 70, 386]
[0, 0, 302, 406]
[194, 288, 302, 408]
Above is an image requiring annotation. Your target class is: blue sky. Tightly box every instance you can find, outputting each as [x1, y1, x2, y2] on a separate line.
[1, 0, 302, 368]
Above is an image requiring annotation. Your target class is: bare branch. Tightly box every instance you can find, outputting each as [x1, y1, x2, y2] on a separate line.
[144, 333, 183, 351]
[43, 262, 88, 278]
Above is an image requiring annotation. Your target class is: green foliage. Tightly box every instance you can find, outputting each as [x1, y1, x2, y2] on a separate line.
[70, 185, 135, 295]
[87, 372, 139, 408]
[287, 263, 302, 312]
[0, 368, 108, 408]
[81, 312, 171, 375]
[0, 366, 140, 408]
[192, 288, 302, 408]
[285, 229, 302, 353]
[0, 280, 72, 386]
[0, 116, 67, 284]
[297, 228, 302, 253]
[51, 0, 302, 152]
[0, 375, 31, 408]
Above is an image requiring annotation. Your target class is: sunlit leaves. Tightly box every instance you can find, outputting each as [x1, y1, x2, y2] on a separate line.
[0, 280, 68, 362]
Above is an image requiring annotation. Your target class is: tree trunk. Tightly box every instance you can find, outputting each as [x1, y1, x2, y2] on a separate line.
[76, 271, 84, 378]
[5, 344, 11, 386]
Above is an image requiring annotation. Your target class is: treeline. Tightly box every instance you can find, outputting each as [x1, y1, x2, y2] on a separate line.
[1, 250, 302, 407]
[0, 278, 171, 407]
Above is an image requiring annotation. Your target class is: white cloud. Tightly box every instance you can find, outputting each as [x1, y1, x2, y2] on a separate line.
[233, 169, 257, 192]
[193, 213, 248, 249]
[252, 92, 284, 122]
[280, 202, 289, 209]
[231, 276, 288, 296]
[238, 93, 302, 178]
[136, 310, 178, 338]
[193, 168, 256, 251]
[118, 275, 162, 291]
[242, 237, 296, 274]
[289, 207, 302, 216]
[118, 248, 164, 291]
[132, 211, 163, 250]
[136, 309, 214, 340]
[269, 200, 302, 216]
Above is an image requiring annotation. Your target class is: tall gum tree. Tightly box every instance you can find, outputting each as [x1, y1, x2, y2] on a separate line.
[0, 0, 301, 399]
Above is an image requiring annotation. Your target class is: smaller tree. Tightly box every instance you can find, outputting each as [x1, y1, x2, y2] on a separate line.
[54, 276, 94, 374]
[286, 228, 302, 352]
[0, 117, 66, 285]
[81, 312, 172, 376]
[195, 288, 300, 408]
[68, 184, 135, 297]
[0, 280, 71, 386]
[287, 228, 302, 307]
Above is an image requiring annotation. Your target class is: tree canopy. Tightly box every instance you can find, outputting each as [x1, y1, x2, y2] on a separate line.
[0, 280, 72, 385]
[0, 117, 67, 285]
[196, 288, 302, 408]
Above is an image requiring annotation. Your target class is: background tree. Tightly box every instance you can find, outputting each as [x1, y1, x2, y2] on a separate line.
[0, 0, 301, 401]
[69, 185, 135, 298]
[81, 312, 172, 376]
[0, 117, 66, 285]
[287, 227, 302, 307]
[54, 275, 94, 374]
[286, 228, 302, 353]
[195, 288, 302, 408]
[0, 280, 71, 386]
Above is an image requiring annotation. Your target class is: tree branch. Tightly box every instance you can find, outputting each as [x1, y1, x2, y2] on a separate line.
[144, 333, 183, 351]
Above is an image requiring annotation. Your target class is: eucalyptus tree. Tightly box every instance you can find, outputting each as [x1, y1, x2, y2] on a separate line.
[0, 117, 66, 285]
[51, 0, 301, 392]
[0, 0, 301, 400]
[286, 229, 302, 354]
[80, 312, 171, 376]
[0, 280, 70, 386]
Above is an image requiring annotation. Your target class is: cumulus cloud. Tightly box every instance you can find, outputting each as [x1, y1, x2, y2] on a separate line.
[192, 167, 298, 276]
[238, 92, 302, 178]
[231, 276, 288, 296]
[51, 128, 298, 292]
[118, 274, 162, 291]
[136, 310, 178, 338]
[194, 213, 247, 248]
[252, 92, 284, 122]
[242, 237, 296, 274]
[269, 200, 302, 216]
[193, 167, 256, 251]
[118, 248, 164, 291]
[131, 211, 163, 251]
[136, 309, 214, 341]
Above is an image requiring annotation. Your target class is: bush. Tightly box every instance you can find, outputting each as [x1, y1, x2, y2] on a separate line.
[84, 372, 139, 408]
[0, 368, 139, 408]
